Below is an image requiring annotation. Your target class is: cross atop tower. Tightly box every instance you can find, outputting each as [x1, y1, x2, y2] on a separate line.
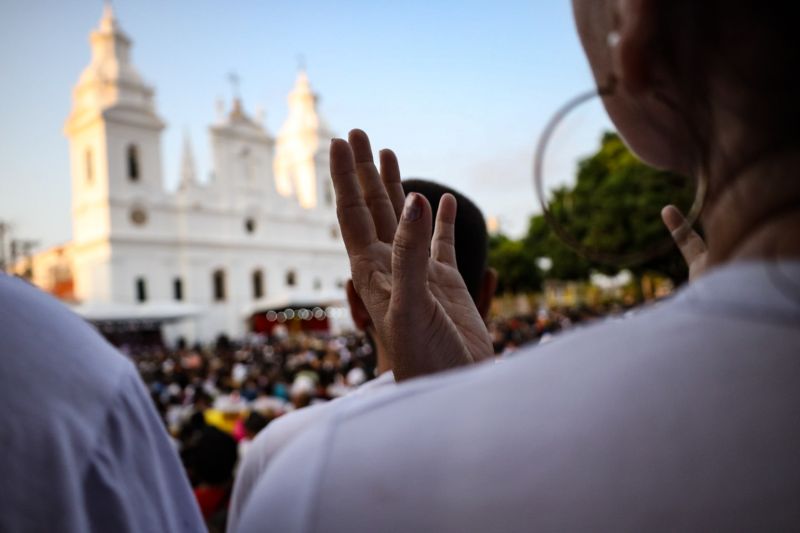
[227, 71, 241, 100]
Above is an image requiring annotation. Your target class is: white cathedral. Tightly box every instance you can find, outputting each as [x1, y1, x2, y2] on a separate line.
[25, 5, 351, 344]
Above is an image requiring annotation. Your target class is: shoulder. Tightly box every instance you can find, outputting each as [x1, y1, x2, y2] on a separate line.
[253, 401, 337, 462]
[229, 400, 338, 530]
[243, 370, 398, 478]
[0, 276, 202, 531]
[0, 274, 132, 388]
[241, 262, 800, 531]
[233, 374, 398, 531]
[0, 275, 138, 446]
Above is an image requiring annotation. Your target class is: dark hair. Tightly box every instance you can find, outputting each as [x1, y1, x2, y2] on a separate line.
[244, 412, 269, 436]
[402, 179, 488, 300]
[181, 425, 238, 486]
[654, 3, 800, 180]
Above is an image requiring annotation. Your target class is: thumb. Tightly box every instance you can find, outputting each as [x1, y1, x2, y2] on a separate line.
[390, 192, 433, 309]
[661, 205, 707, 265]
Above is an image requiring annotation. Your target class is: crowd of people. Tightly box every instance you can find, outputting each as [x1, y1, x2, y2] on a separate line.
[126, 331, 374, 529]
[488, 304, 634, 354]
[139, 307, 619, 436]
[134, 332, 377, 432]
[123, 294, 645, 531]
[127, 306, 610, 530]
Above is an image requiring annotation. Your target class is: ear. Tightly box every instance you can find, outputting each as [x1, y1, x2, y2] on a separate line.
[475, 268, 498, 320]
[611, 0, 659, 94]
[346, 279, 372, 331]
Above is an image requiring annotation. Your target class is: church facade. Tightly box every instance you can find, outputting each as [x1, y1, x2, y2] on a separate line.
[29, 6, 351, 343]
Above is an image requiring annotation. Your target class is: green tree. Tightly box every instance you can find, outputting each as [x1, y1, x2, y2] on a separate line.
[488, 132, 695, 295]
[540, 132, 695, 284]
[524, 214, 591, 281]
[488, 233, 542, 294]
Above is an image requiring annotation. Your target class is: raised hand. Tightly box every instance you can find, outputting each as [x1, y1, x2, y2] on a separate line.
[330, 129, 493, 381]
[662, 205, 708, 282]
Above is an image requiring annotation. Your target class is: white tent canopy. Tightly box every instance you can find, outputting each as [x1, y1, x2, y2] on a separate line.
[69, 301, 202, 323]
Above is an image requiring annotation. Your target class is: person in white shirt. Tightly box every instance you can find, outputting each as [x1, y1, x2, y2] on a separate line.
[0, 274, 205, 533]
[227, 179, 497, 532]
[237, 1, 800, 531]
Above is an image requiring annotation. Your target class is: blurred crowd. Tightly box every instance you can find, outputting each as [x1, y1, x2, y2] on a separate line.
[126, 331, 377, 530]
[488, 304, 633, 355]
[118, 307, 618, 530]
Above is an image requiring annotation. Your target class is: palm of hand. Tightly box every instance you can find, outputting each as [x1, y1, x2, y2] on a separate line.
[333, 130, 493, 381]
[358, 249, 490, 380]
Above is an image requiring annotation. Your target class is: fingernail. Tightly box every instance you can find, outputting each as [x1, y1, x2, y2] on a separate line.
[403, 193, 422, 222]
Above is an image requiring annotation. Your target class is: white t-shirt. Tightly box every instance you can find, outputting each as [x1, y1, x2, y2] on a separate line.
[0, 275, 205, 533]
[237, 261, 800, 532]
[227, 370, 396, 532]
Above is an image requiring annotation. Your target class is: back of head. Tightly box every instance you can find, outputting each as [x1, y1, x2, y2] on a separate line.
[575, 1, 800, 182]
[402, 179, 488, 300]
[657, 3, 800, 170]
[182, 424, 238, 486]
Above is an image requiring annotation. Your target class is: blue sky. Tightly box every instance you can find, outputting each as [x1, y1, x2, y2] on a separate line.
[0, 0, 612, 249]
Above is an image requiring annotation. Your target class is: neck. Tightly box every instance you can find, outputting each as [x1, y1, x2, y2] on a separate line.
[702, 150, 800, 269]
[376, 354, 392, 376]
[370, 329, 392, 376]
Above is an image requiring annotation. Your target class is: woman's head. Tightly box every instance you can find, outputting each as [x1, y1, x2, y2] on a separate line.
[571, 0, 800, 185]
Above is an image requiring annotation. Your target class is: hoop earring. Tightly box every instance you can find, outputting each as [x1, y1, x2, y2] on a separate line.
[532, 77, 707, 267]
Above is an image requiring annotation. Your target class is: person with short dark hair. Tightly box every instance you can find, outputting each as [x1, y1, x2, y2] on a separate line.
[226, 179, 496, 532]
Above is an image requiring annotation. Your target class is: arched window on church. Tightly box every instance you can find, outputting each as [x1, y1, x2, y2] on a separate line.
[173, 277, 184, 301]
[324, 180, 334, 206]
[135, 277, 147, 303]
[212, 269, 226, 302]
[127, 144, 140, 182]
[252, 269, 264, 300]
[85, 148, 94, 184]
[286, 270, 297, 287]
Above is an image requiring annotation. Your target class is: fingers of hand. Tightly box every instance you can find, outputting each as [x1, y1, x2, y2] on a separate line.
[432, 193, 458, 268]
[661, 205, 687, 233]
[330, 138, 378, 253]
[661, 205, 707, 263]
[391, 192, 434, 307]
[379, 149, 405, 221]
[348, 129, 398, 243]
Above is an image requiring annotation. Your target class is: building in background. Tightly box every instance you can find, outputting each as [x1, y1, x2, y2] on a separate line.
[23, 5, 350, 344]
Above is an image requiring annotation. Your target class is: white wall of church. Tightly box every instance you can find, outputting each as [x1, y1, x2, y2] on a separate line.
[69, 126, 112, 247]
[107, 238, 348, 342]
[72, 241, 112, 302]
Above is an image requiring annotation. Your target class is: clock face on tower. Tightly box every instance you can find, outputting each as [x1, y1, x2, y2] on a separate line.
[130, 207, 148, 226]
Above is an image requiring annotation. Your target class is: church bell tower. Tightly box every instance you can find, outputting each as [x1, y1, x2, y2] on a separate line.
[274, 69, 336, 211]
[64, 4, 165, 301]
[64, 4, 165, 245]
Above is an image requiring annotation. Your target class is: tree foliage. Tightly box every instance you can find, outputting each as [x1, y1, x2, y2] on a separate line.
[488, 234, 541, 294]
[488, 132, 696, 292]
